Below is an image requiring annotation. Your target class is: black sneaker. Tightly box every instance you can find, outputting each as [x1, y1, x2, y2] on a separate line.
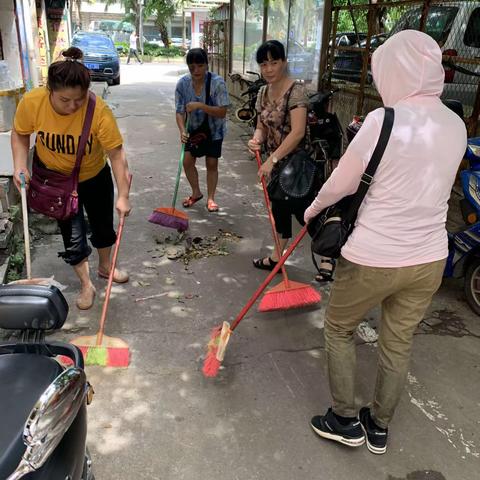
[310, 408, 365, 447]
[359, 407, 388, 455]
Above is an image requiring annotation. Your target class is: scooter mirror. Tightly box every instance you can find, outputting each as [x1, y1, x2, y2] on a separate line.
[7, 368, 87, 480]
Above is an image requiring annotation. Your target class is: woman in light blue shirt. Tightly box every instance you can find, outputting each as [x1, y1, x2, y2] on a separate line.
[175, 48, 230, 212]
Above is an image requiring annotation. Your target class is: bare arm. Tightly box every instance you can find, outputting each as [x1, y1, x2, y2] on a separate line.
[176, 112, 189, 143]
[257, 106, 307, 178]
[248, 116, 267, 154]
[185, 102, 227, 118]
[11, 129, 31, 191]
[106, 145, 132, 216]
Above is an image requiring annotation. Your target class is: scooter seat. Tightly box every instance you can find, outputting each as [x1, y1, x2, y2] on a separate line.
[0, 353, 63, 479]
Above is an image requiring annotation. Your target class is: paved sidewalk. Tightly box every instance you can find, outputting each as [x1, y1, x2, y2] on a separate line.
[29, 64, 480, 479]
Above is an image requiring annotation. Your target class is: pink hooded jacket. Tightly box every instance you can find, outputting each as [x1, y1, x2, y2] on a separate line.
[304, 30, 468, 267]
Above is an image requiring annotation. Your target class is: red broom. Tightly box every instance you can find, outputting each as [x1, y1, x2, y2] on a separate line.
[148, 119, 189, 231]
[203, 225, 312, 377]
[70, 176, 132, 367]
[255, 151, 321, 312]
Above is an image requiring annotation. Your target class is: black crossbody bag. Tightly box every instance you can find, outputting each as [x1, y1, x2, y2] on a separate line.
[186, 72, 212, 158]
[308, 107, 395, 260]
[266, 83, 318, 201]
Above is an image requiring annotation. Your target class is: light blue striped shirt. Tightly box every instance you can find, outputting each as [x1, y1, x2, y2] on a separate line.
[175, 72, 230, 141]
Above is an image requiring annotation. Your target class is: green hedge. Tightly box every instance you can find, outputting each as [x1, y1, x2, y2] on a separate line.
[115, 41, 186, 58]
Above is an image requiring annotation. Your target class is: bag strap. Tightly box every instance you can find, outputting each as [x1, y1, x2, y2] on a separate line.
[192, 71, 212, 128]
[344, 107, 395, 224]
[72, 91, 96, 180]
[205, 71, 212, 106]
[279, 82, 297, 143]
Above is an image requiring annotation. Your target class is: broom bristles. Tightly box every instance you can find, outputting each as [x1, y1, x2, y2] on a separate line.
[259, 281, 321, 312]
[148, 208, 189, 231]
[203, 348, 221, 377]
[70, 335, 130, 367]
[202, 325, 223, 377]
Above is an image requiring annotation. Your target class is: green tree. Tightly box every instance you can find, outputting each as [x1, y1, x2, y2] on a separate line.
[145, 0, 177, 47]
[105, 0, 142, 33]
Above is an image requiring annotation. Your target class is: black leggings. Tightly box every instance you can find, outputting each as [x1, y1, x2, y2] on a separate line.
[271, 196, 313, 239]
[58, 164, 116, 266]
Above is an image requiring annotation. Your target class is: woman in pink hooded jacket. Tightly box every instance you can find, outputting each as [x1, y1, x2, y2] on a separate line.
[307, 30, 467, 454]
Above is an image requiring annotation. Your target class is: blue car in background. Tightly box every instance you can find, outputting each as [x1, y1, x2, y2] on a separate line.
[72, 32, 120, 86]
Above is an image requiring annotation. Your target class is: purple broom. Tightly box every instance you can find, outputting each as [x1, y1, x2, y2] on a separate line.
[149, 119, 189, 231]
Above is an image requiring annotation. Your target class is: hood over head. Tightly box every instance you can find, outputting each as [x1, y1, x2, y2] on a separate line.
[371, 30, 444, 106]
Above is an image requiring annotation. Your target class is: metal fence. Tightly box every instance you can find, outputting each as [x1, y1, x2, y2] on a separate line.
[203, 19, 230, 80]
[322, 0, 480, 135]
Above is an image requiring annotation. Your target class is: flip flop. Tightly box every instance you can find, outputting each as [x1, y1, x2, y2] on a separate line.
[183, 194, 204, 208]
[207, 199, 219, 212]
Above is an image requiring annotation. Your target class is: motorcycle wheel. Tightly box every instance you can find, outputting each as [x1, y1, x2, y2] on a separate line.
[464, 257, 480, 316]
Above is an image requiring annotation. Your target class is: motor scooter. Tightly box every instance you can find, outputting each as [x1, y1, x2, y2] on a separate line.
[445, 132, 480, 316]
[0, 284, 94, 480]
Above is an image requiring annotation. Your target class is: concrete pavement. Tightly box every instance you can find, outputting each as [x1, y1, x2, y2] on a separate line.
[29, 63, 480, 479]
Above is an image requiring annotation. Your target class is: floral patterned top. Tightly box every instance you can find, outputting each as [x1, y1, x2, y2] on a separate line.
[255, 82, 308, 155]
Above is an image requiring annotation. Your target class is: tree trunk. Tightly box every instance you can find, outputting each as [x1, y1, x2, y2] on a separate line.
[75, 0, 82, 31]
[158, 22, 170, 48]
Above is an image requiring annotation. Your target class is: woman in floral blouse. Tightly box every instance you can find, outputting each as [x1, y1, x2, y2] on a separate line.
[248, 40, 333, 280]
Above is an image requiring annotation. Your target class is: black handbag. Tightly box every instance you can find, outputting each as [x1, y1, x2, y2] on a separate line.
[308, 107, 395, 259]
[267, 84, 318, 201]
[186, 72, 212, 158]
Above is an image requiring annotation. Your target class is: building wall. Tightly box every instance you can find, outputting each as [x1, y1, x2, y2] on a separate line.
[191, 10, 208, 48]
[0, 0, 24, 88]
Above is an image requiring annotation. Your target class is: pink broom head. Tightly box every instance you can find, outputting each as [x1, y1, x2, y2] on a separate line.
[202, 325, 223, 377]
[258, 281, 321, 312]
[148, 208, 189, 232]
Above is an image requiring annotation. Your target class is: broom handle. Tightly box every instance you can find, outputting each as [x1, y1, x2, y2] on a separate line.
[171, 117, 189, 210]
[19, 173, 32, 280]
[254, 151, 289, 286]
[96, 174, 133, 346]
[230, 225, 308, 332]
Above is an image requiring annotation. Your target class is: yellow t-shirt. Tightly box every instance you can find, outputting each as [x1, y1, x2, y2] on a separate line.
[14, 87, 123, 182]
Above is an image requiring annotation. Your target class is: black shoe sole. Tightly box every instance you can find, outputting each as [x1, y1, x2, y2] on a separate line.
[311, 422, 365, 447]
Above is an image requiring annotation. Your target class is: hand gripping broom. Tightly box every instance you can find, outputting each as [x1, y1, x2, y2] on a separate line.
[255, 151, 321, 312]
[202, 225, 312, 377]
[148, 119, 189, 231]
[70, 175, 133, 367]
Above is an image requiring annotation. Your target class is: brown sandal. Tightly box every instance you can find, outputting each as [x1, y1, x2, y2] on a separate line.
[98, 268, 129, 284]
[183, 195, 203, 208]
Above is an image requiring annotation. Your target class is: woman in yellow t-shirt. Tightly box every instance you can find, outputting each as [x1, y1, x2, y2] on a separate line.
[11, 47, 131, 310]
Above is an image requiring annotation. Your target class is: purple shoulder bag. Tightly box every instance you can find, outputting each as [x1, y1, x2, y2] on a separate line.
[28, 91, 97, 221]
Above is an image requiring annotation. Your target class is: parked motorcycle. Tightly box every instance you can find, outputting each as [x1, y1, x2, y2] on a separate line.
[307, 88, 344, 180]
[445, 130, 480, 316]
[232, 71, 266, 131]
[0, 284, 94, 480]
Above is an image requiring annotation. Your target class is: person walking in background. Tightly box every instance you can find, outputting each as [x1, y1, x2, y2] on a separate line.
[11, 47, 132, 310]
[127, 30, 142, 65]
[304, 30, 467, 454]
[175, 48, 229, 212]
